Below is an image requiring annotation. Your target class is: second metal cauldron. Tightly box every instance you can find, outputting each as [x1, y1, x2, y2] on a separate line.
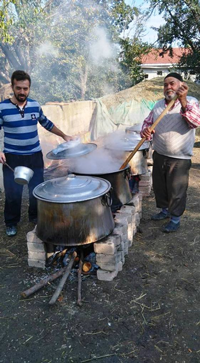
[33, 174, 115, 246]
[73, 165, 133, 211]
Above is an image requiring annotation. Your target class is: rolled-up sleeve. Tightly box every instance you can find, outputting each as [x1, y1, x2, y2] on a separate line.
[140, 110, 154, 137]
[38, 107, 54, 131]
[180, 99, 200, 128]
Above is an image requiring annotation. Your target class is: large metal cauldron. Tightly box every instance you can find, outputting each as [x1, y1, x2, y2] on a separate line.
[124, 127, 150, 175]
[106, 131, 150, 176]
[33, 174, 115, 246]
[73, 165, 132, 211]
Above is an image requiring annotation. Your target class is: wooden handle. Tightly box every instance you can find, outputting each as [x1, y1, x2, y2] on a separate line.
[4, 162, 15, 173]
[119, 96, 178, 170]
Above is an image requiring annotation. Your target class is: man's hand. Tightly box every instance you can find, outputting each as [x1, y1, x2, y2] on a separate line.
[62, 134, 74, 142]
[176, 82, 188, 110]
[141, 127, 155, 140]
[0, 152, 6, 164]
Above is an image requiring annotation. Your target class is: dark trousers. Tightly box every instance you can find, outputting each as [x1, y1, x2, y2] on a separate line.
[3, 152, 44, 226]
[153, 151, 191, 217]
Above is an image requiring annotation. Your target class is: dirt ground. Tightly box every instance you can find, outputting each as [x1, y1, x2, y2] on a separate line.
[0, 143, 200, 363]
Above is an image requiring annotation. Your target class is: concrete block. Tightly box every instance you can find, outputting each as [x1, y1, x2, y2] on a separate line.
[28, 259, 46, 269]
[135, 212, 140, 226]
[97, 269, 118, 281]
[26, 229, 43, 244]
[118, 205, 136, 215]
[117, 240, 124, 252]
[114, 213, 131, 225]
[94, 235, 121, 255]
[138, 192, 143, 201]
[28, 251, 46, 260]
[128, 195, 140, 210]
[27, 241, 46, 252]
[121, 251, 125, 264]
[124, 240, 129, 255]
[114, 222, 127, 235]
[96, 252, 121, 264]
[127, 223, 133, 242]
[96, 260, 118, 272]
[117, 261, 123, 272]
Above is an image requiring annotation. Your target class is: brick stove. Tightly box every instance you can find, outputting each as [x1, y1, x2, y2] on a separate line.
[26, 192, 143, 281]
[26, 167, 153, 281]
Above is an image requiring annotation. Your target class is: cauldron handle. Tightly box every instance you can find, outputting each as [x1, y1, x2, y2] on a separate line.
[101, 191, 112, 207]
[124, 167, 131, 180]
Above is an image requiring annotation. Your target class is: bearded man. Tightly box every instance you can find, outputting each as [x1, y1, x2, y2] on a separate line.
[0, 70, 72, 236]
[141, 72, 200, 232]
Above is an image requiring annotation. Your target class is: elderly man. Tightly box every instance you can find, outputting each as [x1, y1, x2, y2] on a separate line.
[0, 70, 73, 236]
[141, 72, 200, 232]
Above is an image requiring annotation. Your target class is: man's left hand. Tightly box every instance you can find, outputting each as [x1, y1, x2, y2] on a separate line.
[63, 134, 74, 142]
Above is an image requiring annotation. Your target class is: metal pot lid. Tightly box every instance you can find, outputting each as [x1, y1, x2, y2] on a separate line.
[33, 174, 111, 203]
[46, 143, 97, 160]
[106, 135, 150, 151]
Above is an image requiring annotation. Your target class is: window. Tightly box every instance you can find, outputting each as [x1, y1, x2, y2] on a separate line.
[144, 74, 149, 79]
[157, 71, 162, 76]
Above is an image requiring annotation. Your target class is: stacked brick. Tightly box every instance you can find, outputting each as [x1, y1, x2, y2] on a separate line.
[138, 169, 152, 196]
[95, 193, 142, 281]
[26, 194, 143, 279]
[27, 226, 46, 269]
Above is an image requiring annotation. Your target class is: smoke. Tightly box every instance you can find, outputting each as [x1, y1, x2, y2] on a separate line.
[37, 41, 59, 58]
[89, 26, 117, 65]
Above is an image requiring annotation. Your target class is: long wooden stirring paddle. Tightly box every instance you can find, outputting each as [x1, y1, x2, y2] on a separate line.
[119, 96, 178, 170]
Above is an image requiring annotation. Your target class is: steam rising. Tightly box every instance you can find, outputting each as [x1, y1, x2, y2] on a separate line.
[89, 27, 117, 65]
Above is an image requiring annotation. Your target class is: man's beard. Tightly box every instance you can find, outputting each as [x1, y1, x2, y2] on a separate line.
[14, 92, 28, 103]
[164, 90, 176, 101]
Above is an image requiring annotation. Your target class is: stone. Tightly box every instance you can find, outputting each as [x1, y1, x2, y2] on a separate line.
[27, 241, 46, 252]
[28, 259, 46, 269]
[96, 253, 119, 264]
[118, 205, 136, 216]
[28, 251, 46, 260]
[26, 229, 43, 244]
[94, 235, 121, 255]
[117, 261, 123, 272]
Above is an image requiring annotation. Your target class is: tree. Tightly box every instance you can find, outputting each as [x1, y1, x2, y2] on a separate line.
[146, 0, 200, 76]
[119, 37, 150, 86]
[0, 0, 147, 102]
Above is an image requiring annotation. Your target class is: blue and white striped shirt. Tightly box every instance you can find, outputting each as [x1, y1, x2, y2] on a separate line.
[0, 98, 54, 155]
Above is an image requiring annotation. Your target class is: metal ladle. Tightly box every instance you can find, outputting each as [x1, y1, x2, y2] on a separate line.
[4, 162, 34, 185]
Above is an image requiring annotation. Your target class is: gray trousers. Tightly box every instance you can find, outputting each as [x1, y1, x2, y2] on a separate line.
[153, 151, 191, 217]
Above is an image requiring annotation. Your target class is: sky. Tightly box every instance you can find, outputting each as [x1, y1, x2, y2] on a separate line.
[125, 0, 165, 44]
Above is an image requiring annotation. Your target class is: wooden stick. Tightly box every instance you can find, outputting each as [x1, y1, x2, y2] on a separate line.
[119, 96, 178, 170]
[21, 266, 69, 298]
[4, 162, 14, 173]
[77, 249, 84, 306]
[49, 251, 77, 305]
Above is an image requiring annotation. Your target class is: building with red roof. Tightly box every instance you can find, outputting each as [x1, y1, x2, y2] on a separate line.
[140, 48, 195, 81]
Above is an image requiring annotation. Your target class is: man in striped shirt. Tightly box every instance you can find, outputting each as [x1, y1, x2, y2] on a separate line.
[0, 70, 73, 236]
[141, 72, 200, 233]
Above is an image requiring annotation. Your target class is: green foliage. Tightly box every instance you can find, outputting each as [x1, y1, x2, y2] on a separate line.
[146, 0, 200, 75]
[0, 0, 147, 102]
[119, 37, 150, 85]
